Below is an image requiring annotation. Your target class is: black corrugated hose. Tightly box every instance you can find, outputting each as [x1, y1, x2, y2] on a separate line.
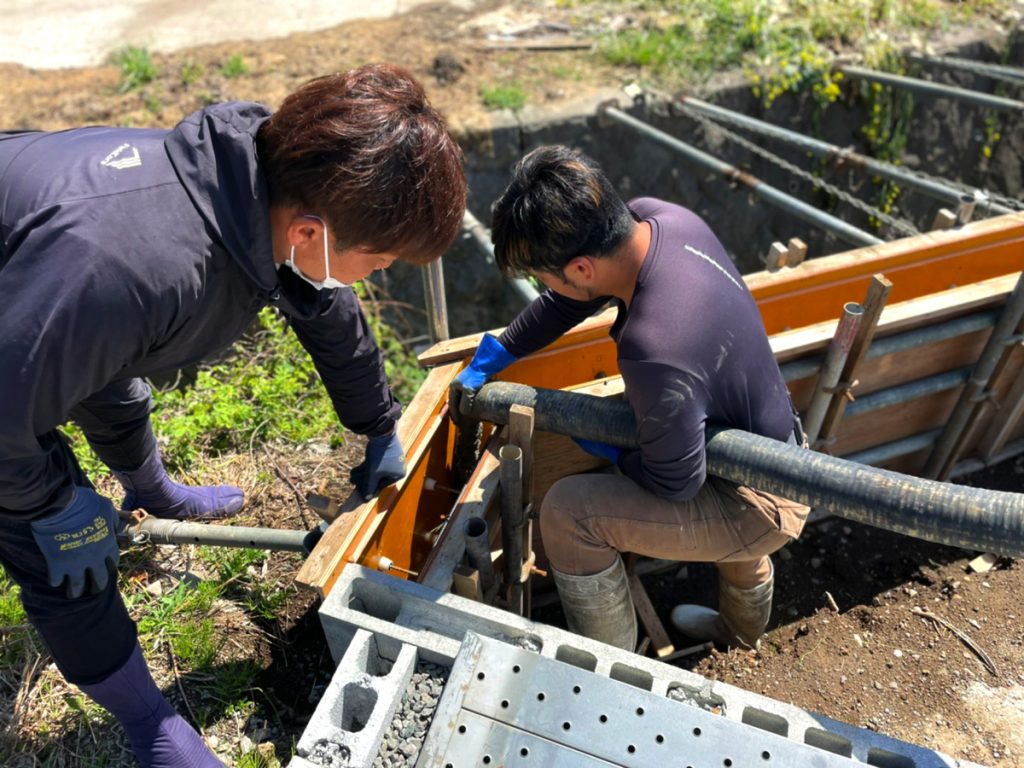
[466, 382, 1024, 558]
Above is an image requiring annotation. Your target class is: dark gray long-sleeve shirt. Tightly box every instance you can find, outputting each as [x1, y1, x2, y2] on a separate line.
[499, 198, 792, 502]
[0, 104, 400, 520]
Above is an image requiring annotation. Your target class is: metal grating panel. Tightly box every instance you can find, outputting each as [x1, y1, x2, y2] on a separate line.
[417, 633, 865, 768]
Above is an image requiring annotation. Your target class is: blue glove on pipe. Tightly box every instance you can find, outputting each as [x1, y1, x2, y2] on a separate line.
[350, 431, 407, 500]
[30, 486, 120, 599]
[449, 334, 517, 424]
[573, 437, 622, 464]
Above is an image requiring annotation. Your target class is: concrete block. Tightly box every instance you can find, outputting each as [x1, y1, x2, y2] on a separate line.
[291, 628, 416, 768]
[317, 565, 986, 768]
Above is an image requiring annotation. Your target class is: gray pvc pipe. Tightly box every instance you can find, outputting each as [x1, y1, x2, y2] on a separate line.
[462, 515, 497, 593]
[466, 382, 1024, 558]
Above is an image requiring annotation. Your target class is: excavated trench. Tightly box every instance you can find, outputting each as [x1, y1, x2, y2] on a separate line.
[374, 33, 1023, 340]
[344, 35, 1024, 768]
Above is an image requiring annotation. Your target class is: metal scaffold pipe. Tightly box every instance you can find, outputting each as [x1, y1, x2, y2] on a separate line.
[678, 96, 1014, 215]
[905, 54, 1024, 83]
[422, 259, 450, 342]
[462, 210, 540, 305]
[118, 516, 320, 553]
[839, 65, 1024, 114]
[465, 381, 1024, 558]
[601, 105, 883, 247]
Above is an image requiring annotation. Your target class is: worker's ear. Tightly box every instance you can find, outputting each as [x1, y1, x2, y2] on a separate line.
[286, 215, 322, 250]
[564, 255, 597, 285]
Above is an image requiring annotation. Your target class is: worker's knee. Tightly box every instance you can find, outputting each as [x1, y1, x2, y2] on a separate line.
[539, 475, 587, 544]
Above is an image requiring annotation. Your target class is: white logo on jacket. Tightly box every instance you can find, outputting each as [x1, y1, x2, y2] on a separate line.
[100, 143, 142, 170]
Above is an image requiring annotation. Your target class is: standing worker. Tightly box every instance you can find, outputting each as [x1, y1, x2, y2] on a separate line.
[0, 64, 466, 767]
[451, 145, 807, 652]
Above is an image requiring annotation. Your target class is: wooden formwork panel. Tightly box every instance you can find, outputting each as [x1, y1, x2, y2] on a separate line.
[829, 389, 964, 457]
[306, 218, 1024, 596]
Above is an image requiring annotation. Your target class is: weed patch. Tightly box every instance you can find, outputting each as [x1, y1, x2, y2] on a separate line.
[481, 83, 527, 111]
[112, 46, 157, 92]
[222, 54, 249, 78]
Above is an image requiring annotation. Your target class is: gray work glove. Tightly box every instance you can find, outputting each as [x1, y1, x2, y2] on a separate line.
[30, 486, 120, 599]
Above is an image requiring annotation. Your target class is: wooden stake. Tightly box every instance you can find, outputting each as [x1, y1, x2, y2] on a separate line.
[930, 208, 957, 231]
[452, 565, 484, 601]
[787, 238, 808, 267]
[764, 241, 789, 272]
[628, 574, 676, 659]
[816, 275, 893, 451]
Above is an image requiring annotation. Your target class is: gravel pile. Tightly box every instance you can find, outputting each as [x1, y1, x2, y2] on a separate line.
[373, 661, 450, 767]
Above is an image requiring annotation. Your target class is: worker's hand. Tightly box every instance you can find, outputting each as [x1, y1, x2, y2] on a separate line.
[350, 431, 406, 500]
[572, 437, 621, 464]
[449, 334, 517, 425]
[30, 487, 120, 599]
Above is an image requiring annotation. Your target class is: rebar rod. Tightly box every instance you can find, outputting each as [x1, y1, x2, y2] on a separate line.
[601, 106, 883, 247]
[466, 381, 1024, 557]
[422, 259, 450, 342]
[924, 271, 1024, 479]
[839, 65, 1024, 114]
[678, 96, 1014, 215]
[118, 517, 318, 553]
[462, 210, 540, 305]
[803, 302, 864, 445]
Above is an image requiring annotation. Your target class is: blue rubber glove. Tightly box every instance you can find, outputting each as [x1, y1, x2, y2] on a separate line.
[350, 431, 407, 500]
[449, 334, 517, 424]
[30, 486, 120, 599]
[573, 437, 622, 464]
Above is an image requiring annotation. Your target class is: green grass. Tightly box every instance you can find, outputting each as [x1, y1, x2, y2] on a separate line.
[180, 59, 205, 87]
[221, 54, 249, 78]
[481, 83, 527, 111]
[112, 46, 157, 92]
[595, 0, 1013, 89]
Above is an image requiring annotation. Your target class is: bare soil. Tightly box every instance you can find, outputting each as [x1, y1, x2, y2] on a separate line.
[0, 3, 1022, 767]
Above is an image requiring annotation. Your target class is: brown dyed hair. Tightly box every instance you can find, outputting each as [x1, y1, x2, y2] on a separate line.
[256, 64, 466, 264]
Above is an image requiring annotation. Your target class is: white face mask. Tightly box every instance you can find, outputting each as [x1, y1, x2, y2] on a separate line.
[286, 215, 350, 290]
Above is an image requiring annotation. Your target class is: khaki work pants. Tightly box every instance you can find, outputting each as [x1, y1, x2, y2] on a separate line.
[540, 473, 810, 590]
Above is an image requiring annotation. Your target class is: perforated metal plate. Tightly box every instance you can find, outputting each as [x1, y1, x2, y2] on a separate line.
[417, 633, 864, 768]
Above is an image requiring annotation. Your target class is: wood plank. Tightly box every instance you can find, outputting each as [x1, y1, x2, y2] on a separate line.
[451, 565, 483, 602]
[770, 272, 1017, 364]
[296, 361, 461, 595]
[418, 306, 618, 366]
[830, 389, 963, 456]
[628, 574, 675, 658]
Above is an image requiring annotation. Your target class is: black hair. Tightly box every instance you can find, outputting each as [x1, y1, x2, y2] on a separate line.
[490, 145, 635, 276]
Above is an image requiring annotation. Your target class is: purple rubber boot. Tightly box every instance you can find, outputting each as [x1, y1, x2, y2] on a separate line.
[113, 448, 244, 520]
[79, 644, 223, 768]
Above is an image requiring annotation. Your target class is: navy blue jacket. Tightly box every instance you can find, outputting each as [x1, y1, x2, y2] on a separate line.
[0, 104, 400, 520]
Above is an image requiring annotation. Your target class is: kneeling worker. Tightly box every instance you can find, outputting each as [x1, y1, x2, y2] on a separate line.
[452, 146, 808, 651]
